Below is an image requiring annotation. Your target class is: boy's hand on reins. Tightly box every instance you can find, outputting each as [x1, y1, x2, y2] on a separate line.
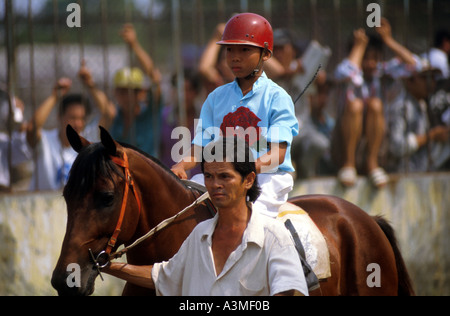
[171, 147, 201, 179]
[171, 164, 188, 180]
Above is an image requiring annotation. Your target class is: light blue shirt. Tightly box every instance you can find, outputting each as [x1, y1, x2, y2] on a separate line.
[193, 72, 299, 172]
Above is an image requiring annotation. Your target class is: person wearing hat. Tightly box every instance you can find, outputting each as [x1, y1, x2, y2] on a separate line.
[387, 61, 450, 173]
[109, 66, 159, 156]
[79, 23, 162, 157]
[171, 13, 299, 217]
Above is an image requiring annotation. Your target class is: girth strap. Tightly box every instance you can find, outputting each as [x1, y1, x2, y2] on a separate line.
[285, 219, 320, 291]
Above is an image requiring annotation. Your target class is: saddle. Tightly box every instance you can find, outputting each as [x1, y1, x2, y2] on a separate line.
[182, 180, 217, 217]
[277, 203, 331, 282]
[277, 202, 331, 279]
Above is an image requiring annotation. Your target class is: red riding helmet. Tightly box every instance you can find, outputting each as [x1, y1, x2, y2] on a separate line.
[217, 13, 273, 54]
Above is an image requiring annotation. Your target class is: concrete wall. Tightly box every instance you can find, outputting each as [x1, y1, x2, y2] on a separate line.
[0, 192, 125, 296]
[290, 172, 450, 296]
[1, 172, 448, 295]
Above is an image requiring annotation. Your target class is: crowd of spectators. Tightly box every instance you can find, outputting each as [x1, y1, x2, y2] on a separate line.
[1, 19, 449, 192]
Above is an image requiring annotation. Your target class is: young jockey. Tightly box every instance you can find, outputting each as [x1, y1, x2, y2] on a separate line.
[171, 13, 299, 217]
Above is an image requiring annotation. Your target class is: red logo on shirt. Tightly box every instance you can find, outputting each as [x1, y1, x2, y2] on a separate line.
[220, 107, 262, 147]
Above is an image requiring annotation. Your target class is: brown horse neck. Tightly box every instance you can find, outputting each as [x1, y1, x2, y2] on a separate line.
[130, 151, 195, 225]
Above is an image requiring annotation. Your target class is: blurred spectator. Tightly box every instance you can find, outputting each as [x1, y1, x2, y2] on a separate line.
[267, 28, 331, 111]
[266, 28, 334, 180]
[266, 28, 305, 99]
[25, 78, 97, 191]
[429, 77, 450, 128]
[160, 68, 201, 172]
[0, 89, 31, 191]
[333, 18, 421, 188]
[387, 64, 450, 172]
[292, 77, 336, 179]
[79, 23, 163, 157]
[198, 22, 237, 94]
[422, 29, 450, 80]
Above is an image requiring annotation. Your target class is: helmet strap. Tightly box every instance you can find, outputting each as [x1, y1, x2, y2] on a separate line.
[244, 45, 269, 80]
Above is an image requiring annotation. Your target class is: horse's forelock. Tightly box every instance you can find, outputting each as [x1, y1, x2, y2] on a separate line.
[63, 143, 120, 202]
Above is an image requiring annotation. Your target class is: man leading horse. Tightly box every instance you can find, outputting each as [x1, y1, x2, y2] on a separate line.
[103, 137, 309, 296]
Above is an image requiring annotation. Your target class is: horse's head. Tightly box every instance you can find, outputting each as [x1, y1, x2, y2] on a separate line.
[51, 125, 142, 295]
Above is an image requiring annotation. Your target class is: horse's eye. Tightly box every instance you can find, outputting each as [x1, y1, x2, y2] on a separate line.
[95, 192, 115, 208]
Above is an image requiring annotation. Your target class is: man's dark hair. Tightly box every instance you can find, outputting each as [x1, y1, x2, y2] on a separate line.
[171, 68, 201, 93]
[59, 94, 91, 117]
[434, 29, 450, 48]
[201, 137, 261, 203]
[347, 32, 383, 56]
[366, 33, 384, 54]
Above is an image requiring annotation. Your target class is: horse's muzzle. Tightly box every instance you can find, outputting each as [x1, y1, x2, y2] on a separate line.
[51, 265, 96, 296]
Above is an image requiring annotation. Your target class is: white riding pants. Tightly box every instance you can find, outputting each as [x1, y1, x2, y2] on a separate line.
[190, 172, 294, 218]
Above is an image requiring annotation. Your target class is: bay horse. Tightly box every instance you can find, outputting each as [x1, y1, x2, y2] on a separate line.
[51, 125, 415, 296]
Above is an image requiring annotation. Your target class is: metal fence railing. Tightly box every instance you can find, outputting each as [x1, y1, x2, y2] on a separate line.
[1, 0, 449, 192]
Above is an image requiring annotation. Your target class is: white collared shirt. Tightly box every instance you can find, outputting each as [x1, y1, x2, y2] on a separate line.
[151, 209, 308, 296]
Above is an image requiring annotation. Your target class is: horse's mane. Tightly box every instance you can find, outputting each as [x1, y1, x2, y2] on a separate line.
[117, 141, 181, 182]
[63, 142, 185, 201]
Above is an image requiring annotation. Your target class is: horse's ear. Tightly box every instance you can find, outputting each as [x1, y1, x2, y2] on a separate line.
[67, 124, 91, 153]
[99, 126, 117, 156]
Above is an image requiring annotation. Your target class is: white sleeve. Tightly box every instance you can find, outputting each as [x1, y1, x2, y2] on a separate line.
[151, 235, 193, 296]
[268, 236, 309, 296]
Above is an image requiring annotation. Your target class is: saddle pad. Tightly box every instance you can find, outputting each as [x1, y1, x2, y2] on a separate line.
[277, 203, 331, 279]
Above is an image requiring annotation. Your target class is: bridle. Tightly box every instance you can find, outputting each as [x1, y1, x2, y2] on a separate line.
[88, 151, 212, 280]
[89, 151, 141, 279]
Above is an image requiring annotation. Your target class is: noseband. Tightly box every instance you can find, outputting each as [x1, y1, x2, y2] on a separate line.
[89, 151, 141, 277]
